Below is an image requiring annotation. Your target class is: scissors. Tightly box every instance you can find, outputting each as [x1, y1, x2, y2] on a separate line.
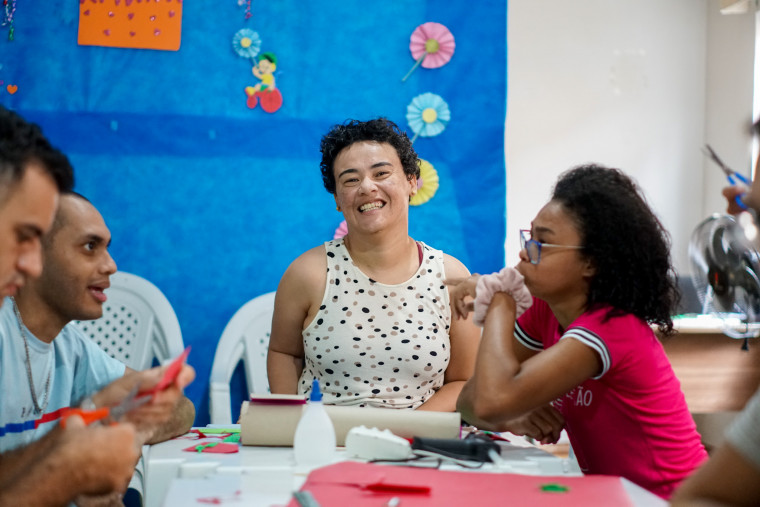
[703, 144, 752, 209]
[61, 384, 151, 428]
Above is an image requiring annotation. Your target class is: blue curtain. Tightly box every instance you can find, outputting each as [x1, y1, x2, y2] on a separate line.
[1, 0, 506, 424]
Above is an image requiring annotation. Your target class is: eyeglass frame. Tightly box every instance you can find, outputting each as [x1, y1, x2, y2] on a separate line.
[519, 229, 583, 265]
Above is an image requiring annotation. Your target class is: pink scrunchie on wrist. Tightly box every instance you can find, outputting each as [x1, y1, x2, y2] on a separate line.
[473, 267, 533, 327]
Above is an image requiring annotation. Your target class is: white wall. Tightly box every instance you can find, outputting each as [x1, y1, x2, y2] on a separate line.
[704, 4, 756, 218]
[506, 0, 755, 275]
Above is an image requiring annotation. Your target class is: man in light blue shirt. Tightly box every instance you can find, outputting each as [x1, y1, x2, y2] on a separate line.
[0, 105, 140, 504]
[0, 106, 195, 505]
[2, 192, 196, 454]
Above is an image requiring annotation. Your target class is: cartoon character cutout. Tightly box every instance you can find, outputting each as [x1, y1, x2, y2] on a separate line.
[245, 52, 283, 113]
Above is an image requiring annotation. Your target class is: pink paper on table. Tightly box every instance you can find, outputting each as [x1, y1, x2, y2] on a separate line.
[288, 462, 634, 507]
[183, 442, 239, 454]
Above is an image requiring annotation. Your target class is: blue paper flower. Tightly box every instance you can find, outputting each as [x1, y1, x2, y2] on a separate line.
[406, 92, 450, 141]
[233, 29, 261, 59]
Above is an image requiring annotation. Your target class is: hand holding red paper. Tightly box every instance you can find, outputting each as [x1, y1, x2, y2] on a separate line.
[127, 348, 194, 429]
[85, 347, 194, 432]
[141, 346, 192, 395]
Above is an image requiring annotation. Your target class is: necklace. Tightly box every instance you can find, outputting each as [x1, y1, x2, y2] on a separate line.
[10, 297, 52, 415]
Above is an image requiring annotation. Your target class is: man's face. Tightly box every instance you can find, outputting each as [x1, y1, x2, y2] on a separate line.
[33, 195, 117, 322]
[0, 162, 59, 302]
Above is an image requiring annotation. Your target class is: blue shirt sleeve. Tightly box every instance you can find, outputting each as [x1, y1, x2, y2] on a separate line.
[60, 323, 127, 406]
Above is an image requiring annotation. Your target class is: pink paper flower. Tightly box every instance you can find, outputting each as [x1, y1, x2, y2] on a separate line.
[410, 22, 455, 69]
[402, 22, 455, 81]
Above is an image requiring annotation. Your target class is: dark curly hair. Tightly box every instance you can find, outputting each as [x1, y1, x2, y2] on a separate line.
[0, 106, 74, 203]
[552, 164, 678, 336]
[319, 118, 420, 194]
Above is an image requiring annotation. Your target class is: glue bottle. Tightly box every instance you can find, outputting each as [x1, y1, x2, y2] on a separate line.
[293, 378, 336, 467]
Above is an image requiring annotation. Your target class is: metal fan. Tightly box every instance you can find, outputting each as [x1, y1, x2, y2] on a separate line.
[689, 214, 760, 339]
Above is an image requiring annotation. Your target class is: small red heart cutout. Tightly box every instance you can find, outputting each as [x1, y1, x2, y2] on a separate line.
[7, 85, 18, 95]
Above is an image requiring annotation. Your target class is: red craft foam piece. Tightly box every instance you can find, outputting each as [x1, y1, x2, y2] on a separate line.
[142, 346, 190, 395]
[183, 442, 239, 454]
[287, 462, 634, 507]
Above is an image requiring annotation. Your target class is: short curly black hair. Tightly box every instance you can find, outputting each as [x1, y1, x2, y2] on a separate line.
[552, 164, 678, 336]
[319, 118, 420, 194]
[0, 106, 74, 203]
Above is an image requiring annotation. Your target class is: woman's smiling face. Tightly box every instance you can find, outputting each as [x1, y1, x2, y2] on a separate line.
[333, 141, 417, 235]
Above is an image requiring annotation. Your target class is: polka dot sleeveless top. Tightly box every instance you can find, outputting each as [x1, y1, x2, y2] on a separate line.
[298, 239, 452, 409]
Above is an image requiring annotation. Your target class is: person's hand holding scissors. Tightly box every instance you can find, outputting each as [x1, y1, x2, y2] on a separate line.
[704, 144, 755, 214]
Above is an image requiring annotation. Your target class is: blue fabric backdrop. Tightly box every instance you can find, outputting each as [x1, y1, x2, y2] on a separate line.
[0, 1, 506, 425]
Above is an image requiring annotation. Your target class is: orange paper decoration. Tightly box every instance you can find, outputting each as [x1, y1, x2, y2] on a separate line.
[78, 0, 183, 51]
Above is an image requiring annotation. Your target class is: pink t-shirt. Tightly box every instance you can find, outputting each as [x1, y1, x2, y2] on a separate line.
[516, 298, 707, 499]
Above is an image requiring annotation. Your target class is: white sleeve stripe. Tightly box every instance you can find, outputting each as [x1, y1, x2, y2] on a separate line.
[561, 328, 611, 379]
[514, 322, 543, 351]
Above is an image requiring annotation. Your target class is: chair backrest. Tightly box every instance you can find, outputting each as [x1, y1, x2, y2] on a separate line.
[209, 291, 276, 425]
[75, 271, 185, 371]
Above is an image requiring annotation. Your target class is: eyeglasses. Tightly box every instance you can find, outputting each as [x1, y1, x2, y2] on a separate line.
[519, 229, 583, 265]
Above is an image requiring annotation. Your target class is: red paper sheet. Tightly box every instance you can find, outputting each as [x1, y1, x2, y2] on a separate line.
[182, 442, 239, 454]
[288, 462, 634, 507]
[142, 346, 190, 395]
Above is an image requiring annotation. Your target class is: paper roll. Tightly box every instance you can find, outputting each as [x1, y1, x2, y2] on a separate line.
[240, 400, 461, 446]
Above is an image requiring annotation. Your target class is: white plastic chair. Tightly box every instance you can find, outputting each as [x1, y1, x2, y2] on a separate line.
[209, 291, 276, 425]
[75, 271, 185, 507]
[75, 271, 185, 370]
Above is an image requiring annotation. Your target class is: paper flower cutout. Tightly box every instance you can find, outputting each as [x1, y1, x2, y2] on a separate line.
[406, 92, 450, 143]
[402, 22, 455, 81]
[233, 28, 261, 59]
[334, 220, 348, 239]
[410, 159, 439, 206]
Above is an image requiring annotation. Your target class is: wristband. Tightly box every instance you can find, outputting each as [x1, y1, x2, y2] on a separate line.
[473, 267, 532, 326]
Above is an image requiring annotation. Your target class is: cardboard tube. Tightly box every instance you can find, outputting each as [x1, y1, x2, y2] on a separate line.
[240, 401, 461, 446]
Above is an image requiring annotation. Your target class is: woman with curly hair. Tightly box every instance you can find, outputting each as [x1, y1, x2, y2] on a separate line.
[267, 118, 480, 411]
[449, 164, 706, 499]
